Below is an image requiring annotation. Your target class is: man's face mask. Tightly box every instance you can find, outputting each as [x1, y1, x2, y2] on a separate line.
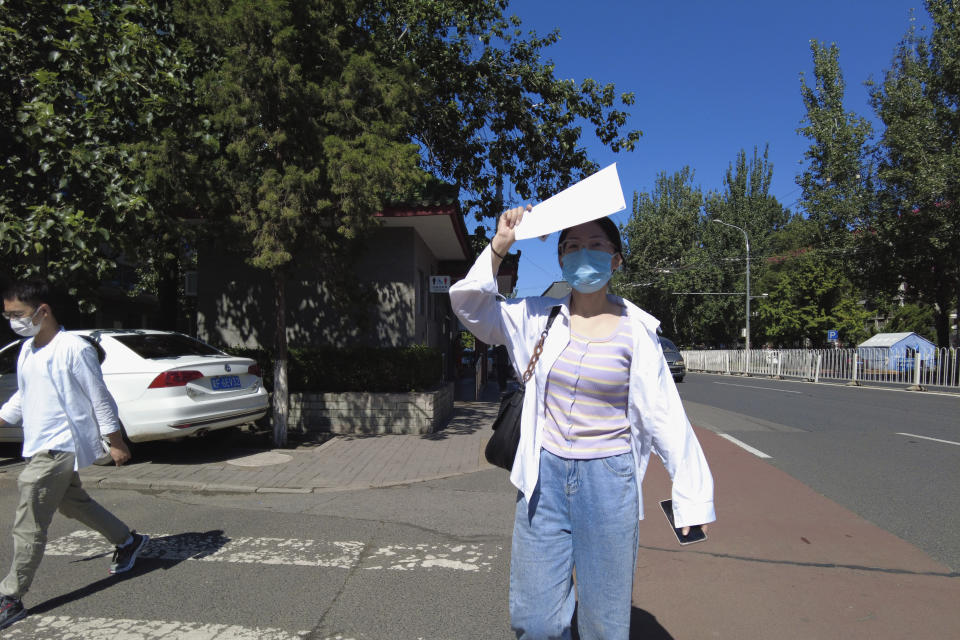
[9, 307, 42, 337]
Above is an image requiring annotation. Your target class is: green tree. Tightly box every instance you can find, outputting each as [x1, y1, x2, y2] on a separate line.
[615, 167, 707, 344]
[868, 0, 960, 346]
[0, 0, 190, 308]
[181, 0, 641, 445]
[179, 0, 426, 446]
[797, 41, 874, 250]
[882, 302, 936, 342]
[755, 248, 872, 347]
[373, 0, 641, 219]
[790, 40, 876, 348]
[702, 146, 789, 346]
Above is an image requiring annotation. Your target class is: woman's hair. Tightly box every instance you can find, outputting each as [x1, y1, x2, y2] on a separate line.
[558, 216, 623, 255]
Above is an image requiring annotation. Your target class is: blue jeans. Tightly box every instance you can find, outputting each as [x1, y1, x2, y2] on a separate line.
[510, 448, 639, 640]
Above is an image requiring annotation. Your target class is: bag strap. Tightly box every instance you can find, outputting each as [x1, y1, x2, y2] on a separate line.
[521, 305, 562, 383]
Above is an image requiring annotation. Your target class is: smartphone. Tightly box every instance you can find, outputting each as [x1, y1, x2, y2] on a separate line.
[659, 499, 707, 545]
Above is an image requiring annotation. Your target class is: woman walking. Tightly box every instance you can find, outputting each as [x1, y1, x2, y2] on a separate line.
[449, 206, 714, 639]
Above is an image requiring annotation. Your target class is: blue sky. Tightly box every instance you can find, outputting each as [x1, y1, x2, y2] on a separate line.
[477, 0, 931, 297]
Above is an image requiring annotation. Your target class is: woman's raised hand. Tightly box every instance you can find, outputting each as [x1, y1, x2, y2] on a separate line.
[492, 204, 531, 256]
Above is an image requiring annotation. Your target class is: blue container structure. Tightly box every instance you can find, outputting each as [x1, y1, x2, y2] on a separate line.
[857, 332, 937, 373]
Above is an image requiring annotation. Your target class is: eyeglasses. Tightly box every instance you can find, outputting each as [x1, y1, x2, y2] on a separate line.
[1, 307, 40, 321]
[559, 239, 616, 255]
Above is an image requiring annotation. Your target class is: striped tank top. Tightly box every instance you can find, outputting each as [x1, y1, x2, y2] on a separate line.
[541, 314, 632, 459]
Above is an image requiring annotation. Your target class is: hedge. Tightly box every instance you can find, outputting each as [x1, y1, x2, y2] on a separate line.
[225, 344, 443, 393]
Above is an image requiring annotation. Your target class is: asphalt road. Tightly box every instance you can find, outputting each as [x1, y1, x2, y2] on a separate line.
[0, 471, 518, 639]
[676, 372, 960, 571]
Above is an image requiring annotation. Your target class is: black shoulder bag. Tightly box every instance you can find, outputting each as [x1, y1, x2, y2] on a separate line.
[485, 306, 562, 471]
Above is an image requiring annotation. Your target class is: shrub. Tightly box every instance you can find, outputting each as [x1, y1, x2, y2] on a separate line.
[225, 344, 443, 393]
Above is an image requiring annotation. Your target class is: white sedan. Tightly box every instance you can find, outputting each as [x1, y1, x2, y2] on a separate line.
[0, 329, 269, 444]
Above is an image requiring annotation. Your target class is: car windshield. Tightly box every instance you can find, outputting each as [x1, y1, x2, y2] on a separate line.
[659, 337, 679, 352]
[111, 334, 224, 359]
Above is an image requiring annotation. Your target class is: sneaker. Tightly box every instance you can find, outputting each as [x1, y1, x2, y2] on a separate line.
[0, 595, 27, 630]
[109, 531, 150, 574]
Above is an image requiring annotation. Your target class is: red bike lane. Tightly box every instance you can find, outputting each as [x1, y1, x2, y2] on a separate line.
[631, 427, 959, 639]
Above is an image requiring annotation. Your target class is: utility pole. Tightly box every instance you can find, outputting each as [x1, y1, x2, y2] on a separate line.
[712, 219, 751, 372]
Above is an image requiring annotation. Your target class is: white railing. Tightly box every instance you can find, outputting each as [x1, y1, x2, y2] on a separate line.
[681, 347, 960, 390]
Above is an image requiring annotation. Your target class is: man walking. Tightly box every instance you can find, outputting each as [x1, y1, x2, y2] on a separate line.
[0, 280, 149, 631]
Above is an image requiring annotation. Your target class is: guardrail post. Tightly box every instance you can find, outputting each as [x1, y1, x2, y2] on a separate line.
[774, 352, 783, 379]
[724, 352, 730, 375]
[907, 354, 926, 392]
[846, 351, 861, 386]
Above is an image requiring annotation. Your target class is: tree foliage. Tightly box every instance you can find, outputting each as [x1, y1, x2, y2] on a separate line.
[172, 0, 642, 444]
[868, 0, 960, 346]
[617, 149, 789, 347]
[0, 0, 190, 305]
[375, 0, 641, 219]
[797, 40, 874, 250]
[616, 167, 708, 343]
[701, 146, 789, 346]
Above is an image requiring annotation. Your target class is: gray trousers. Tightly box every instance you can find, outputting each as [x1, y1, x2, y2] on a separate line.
[0, 450, 129, 598]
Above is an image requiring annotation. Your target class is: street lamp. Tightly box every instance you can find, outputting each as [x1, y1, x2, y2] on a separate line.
[712, 219, 751, 370]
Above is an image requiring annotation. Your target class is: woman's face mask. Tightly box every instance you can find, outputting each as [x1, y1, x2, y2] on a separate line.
[9, 307, 43, 337]
[561, 248, 615, 294]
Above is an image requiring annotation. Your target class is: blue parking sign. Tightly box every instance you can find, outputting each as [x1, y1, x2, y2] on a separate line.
[827, 330, 838, 342]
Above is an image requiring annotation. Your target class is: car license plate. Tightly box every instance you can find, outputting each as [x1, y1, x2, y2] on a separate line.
[211, 375, 241, 390]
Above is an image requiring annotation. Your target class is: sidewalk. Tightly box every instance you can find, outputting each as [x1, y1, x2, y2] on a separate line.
[0, 379, 505, 495]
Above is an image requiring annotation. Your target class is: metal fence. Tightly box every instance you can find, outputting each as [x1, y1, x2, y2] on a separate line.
[681, 347, 960, 390]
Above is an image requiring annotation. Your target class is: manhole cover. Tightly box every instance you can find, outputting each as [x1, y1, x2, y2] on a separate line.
[226, 451, 292, 467]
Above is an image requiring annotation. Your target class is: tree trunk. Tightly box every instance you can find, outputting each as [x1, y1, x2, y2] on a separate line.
[272, 269, 288, 448]
[156, 260, 180, 331]
[955, 289, 959, 348]
[934, 278, 950, 347]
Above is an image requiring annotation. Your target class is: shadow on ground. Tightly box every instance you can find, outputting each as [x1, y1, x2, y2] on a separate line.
[568, 606, 674, 639]
[29, 530, 230, 615]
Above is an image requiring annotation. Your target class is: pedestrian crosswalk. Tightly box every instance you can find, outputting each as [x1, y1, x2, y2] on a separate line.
[0, 530, 506, 638]
[3, 614, 311, 639]
[3, 614, 461, 640]
[45, 530, 501, 572]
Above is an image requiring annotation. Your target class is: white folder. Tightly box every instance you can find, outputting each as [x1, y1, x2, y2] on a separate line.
[513, 163, 626, 240]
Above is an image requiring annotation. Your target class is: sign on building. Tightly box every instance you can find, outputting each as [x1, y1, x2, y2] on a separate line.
[429, 275, 451, 293]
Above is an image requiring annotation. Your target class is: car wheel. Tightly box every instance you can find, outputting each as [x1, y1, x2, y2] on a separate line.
[674, 375, 684, 383]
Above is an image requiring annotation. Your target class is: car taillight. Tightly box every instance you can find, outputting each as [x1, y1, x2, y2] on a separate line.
[148, 370, 204, 388]
[247, 364, 262, 377]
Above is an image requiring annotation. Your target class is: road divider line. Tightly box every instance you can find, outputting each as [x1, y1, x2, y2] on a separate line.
[896, 432, 960, 447]
[713, 381, 802, 394]
[718, 433, 772, 459]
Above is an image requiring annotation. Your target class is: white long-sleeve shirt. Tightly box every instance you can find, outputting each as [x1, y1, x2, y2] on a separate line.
[449, 245, 715, 527]
[0, 331, 120, 470]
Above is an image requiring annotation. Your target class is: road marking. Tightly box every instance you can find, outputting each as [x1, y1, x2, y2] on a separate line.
[718, 433, 772, 459]
[2, 615, 310, 639]
[896, 432, 960, 447]
[45, 531, 499, 572]
[713, 381, 802, 394]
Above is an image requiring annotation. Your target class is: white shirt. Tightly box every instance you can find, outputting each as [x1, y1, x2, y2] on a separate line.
[19, 339, 75, 456]
[0, 331, 120, 470]
[449, 245, 716, 528]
